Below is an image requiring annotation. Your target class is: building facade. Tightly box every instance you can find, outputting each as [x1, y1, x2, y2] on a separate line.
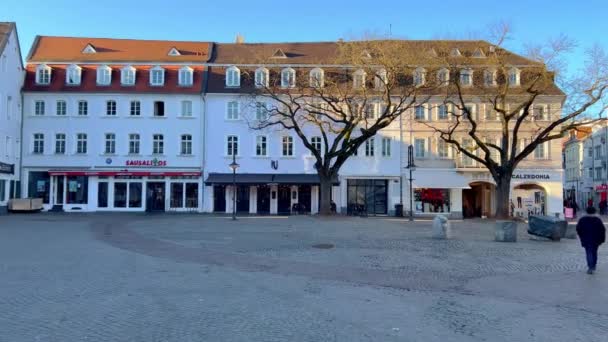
[563, 126, 592, 210]
[580, 123, 608, 209]
[0, 22, 24, 214]
[21, 37, 210, 212]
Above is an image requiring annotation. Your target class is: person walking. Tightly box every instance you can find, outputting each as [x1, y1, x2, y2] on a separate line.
[576, 206, 606, 274]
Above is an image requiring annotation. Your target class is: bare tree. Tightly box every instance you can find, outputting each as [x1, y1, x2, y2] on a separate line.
[419, 30, 608, 218]
[244, 40, 433, 214]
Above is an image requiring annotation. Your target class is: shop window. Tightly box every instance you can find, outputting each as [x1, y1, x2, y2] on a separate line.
[114, 182, 127, 208]
[346, 179, 387, 215]
[98, 182, 108, 208]
[186, 183, 198, 208]
[0, 180, 5, 202]
[66, 176, 88, 204]
[171, 183, 184, 208]
[129, 183, 142, 208]
[414, 188, 451, 213]
[28, 171, 50, 204]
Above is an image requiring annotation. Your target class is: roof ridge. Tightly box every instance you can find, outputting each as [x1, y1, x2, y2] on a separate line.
[37, 35, 212, 44]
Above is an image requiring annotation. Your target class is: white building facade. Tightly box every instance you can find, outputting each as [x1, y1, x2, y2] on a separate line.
[0, 22, 24, 214]
[580, 123, 608, 209]
[21, 37, 210, 212]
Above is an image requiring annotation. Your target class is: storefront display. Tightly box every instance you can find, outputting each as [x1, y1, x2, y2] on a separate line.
[347, 179, 388, 215]
[414, 188, 451, 213]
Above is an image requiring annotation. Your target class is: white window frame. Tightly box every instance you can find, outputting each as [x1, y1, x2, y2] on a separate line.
[381, 137, 391, 157]
[54, 133, 66, 154]
[121, 66, 136, 86]
[353, 69, 366, 89]
[181, 134, 192, 155]
[178, 66, 193, 86]
[365, 138, 375, 157]
[311, 136, 322, 154]
[227, 135, 238, 156]
[129, 134, 140, 154]
[374, 68, 387, 89]
[104, 133, 116, 154]
[255, 67, 269, 88]
[534, 141, 548, 160]
[282, 136, 293, 157]
[150, 66, 165, 86]
[413, 67, 426, 87]
[414, 105, 426, 121]
[484, 69, 497, 87]
[508, 67, 521, 87]
[226, 66, 240, 87]
[459, 69, 473, 87]
[226, 101, 239, 120]
[153, 134, 164, 154]
[281, 67, 296, 88]
[437, 138, 449, 158]
[255, 101, 268, 121]
[309, 68, 324, 88]
[414, 138, 426, 158]
[96, 65, 112, 86]
[76, 133, 87, 154]
[78, 100, 88, 116]
[181, 100, 193, 117]
[437, 104, 448, 120]
[130, 100, 141, 116]
[66, 64, 81, 85]
[56, 100, 67, 116]
[106, 100, 117, 116]
[533, 104, 549, 121]
[35, 64, 51, 85]
[437, 68, 449, 86]
[255, 135, 268, 156]
[34, 100, 45, 116]
[33, 133, 44, 154]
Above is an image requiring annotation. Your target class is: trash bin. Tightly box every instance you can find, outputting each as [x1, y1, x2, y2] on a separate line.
[394, 204, 403, 217]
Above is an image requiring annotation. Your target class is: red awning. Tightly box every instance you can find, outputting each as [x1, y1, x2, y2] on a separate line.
[48, 170, 201, 177]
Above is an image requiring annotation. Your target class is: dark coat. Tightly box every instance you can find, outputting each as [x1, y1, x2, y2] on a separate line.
[576, 215, 606, 247]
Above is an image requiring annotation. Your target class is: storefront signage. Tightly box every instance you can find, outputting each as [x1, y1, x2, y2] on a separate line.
[596, 184, 608, 191]
[512, 174, 550, 180]
[125, 159, 167, 167]
[0, 162, 14, 174]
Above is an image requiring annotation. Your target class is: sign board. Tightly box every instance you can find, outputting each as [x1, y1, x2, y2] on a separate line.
[0, 162, 14, 174]
[565, 207, 574, 219]
[596, 184, 608, 191]
[125, 158, 167, 167]
[512, 174, 551, 180]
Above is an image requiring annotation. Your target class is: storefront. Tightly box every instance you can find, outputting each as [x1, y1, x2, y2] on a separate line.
[0, 162, 18, 214]
[409, 170, 470, 219]
[346, 179, 388, 215]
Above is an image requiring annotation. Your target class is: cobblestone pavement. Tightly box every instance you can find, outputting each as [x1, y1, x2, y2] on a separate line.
[1, 213, 607, 342]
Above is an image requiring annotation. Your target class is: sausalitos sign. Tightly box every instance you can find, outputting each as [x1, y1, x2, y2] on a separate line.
[512, 174, 550, 180]
[125, 158, 167, 167]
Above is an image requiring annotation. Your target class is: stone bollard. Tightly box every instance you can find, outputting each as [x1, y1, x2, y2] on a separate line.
[495, 220, 517, 242]
[432, 215, 451, 239]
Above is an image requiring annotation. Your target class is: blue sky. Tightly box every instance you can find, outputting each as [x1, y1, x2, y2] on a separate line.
[5, 0, 607, 70]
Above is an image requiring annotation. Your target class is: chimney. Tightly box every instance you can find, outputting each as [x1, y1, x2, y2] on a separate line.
[235, 34, 245, 44]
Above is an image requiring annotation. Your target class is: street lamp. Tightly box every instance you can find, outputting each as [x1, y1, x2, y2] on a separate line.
[406, 145, 416, 221]
[228, 153, 240, 220]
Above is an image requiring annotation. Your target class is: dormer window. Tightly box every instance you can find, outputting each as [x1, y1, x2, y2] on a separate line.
[472, 48, 486, 58]
[150, 66, 165, 86]
[254, 67, 269, 88]
[508, 67, 520, 86]
[459, 69, 473, 87]
[178, 66, 193, 86]
[96, 65, 112, 86]
[374, 69, 387, 89]
[271, 48, 287, 59]
[35, 64, 51, 85]
[413, 67, 426, 87]
[437, 68, 449, 85]
[309, 68, 324, 88]
[484, 69, 497, 87]
[66, 64, 81, 85]
[82, 44, 96, 54]
[226, 66, 240, 87]
[450, 48, 462, 57]
[353, 69, 366, 89]
[167, 47, 181, 56]
[281, 67, 296, 88]
[120, 66, 136, 86]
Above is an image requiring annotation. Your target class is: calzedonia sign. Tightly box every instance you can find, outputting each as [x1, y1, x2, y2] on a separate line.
[125, 158, 167, 167]
[512, 174, 550, 180]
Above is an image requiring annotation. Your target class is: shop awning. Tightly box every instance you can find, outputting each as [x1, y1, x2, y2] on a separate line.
[205, 173, 339, 185]
[48, 170, 201, 177]
[412, 170, 471, 189]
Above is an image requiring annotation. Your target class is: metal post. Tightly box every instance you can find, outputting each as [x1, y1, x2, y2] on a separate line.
[232, 153, 237, 220]
[407, 145, 416, 221]
[409, 165, 414, 221]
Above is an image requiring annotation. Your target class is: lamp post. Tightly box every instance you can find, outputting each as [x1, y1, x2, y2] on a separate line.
[228, 153, 240, 220]
[406, 145, 416, 221]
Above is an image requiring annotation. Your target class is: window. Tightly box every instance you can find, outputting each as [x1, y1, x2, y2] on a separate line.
[596, 167, 603, 180]
[76, 133, 87, 154]
[533, 105, 548, 121]
[415, 188, 451, 213]
[181, 100, 192, 117]
[66, 176, 88, 204]
[414, 138, 426, 158]
[227, 101, 239, 120]
[485, 104, 497, 120]
[413, 68, 426, 86]
[438, 139, 449, 158]
[309, 68, 324, 87]
[595, 145, 602, 159]
[33, 134, 44, 154]
[256, 102, 268, 120]
[226, 66, 240, 87]
[414, 105, 426, 120]
[588, 147, 593, 158]
[365, 138, 375, 156]
[36, 64, 51, 85]
[130, 101, 141, 116]
[56, 100, 66, 116]
[227, 135, 238, 156]
[34, 100, 45, 115]
[129, 134, 140, 154]
[381, 138, 391, 157]
[461, 139, 474, 166]
[375, 69, 387, 89]
[460, 69, 473, 86]
[463, 104, 476, 120]
[311, 136, 322, 154]
[365, 103, 376, 119]
[150, 66, 165, 86]
[281, 68, 296, 88]
[484, 69, 497, 87]
[121, 66, 136, 85]
[508, 68, 520, 86]
[255, 67, 269, 88]
[55, 133, 66, 154]
[96, 65, 112, 85]
[256, 136, 267, 156]
[534, 142, 546, 159]
[105, 133, 116, 154]
[437, 68, 449, 85]
[106, 100, 116, 116]
[66, 64, 81, 85]
[438, 104, 448, 120]
[78, 101, 88, 116]
[353, 69, 366, 89]
[153, 134, 164, 154]
[181, 134, 192, 155]
[154, 101, 165, 117]
[178, 66, 193, 86]
[282, 136, 293, 156]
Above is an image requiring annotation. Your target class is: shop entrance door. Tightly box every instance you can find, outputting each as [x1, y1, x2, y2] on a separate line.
[297, 185, 312, 213]
[213, 185, 226, 212]
[257, 185, 271, 214]
[236, 186, 250, 213]
[277, 185, 291, 214]
[146, 182, 165, 212]
[49, 175, 65, 212]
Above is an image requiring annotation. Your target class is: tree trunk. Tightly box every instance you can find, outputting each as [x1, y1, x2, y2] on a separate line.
[318, 175, 334, 215]
[495, 177, 512, 219]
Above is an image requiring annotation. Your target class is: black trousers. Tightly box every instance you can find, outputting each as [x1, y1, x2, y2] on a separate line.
[585, 245, 599, 270]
